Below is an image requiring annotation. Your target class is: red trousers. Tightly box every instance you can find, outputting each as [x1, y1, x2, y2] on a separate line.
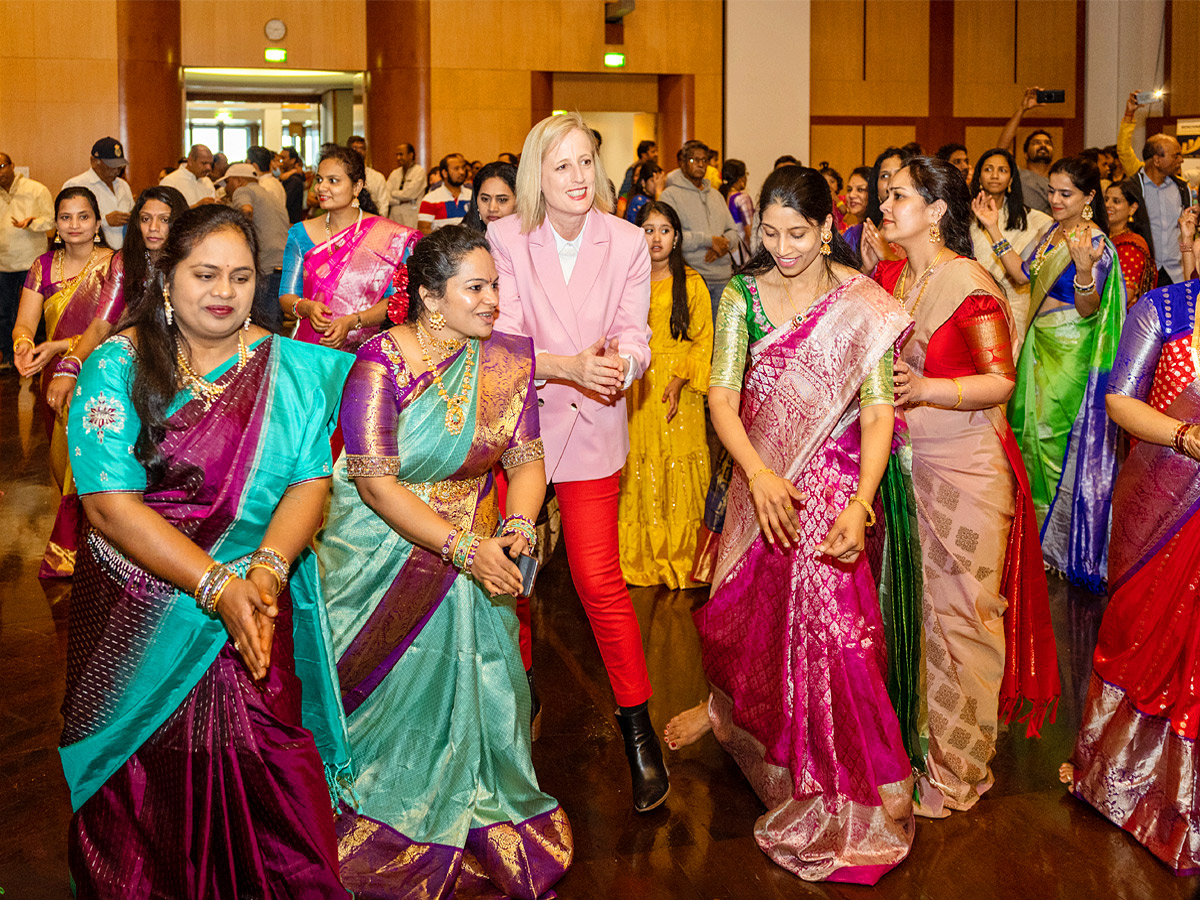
[553, 474, 653, 707]
[501, 470, 652, 707]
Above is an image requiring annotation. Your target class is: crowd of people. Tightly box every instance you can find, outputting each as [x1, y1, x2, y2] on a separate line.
[1, 82, 1199, 895]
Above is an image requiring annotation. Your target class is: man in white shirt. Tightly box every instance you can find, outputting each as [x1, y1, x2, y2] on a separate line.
[63, 137, 134, 249]
[385, 143, 425, 230]
[247, 145, 287, 209]
[0, 152, 54, 370]
[347, 135, 389, 217]
[160, 145, 217, 208]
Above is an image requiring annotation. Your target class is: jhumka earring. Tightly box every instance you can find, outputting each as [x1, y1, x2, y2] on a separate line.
[1081, 203, 1094, 222]
[94, 231, 101, 244]
[819, 228, 833, 256]
[351, 196, 360, 209]
[243, 315, 252, 330]
[163, 284, 174, 325]
[429, 310, 447, 331]
[929, 222, 942, 243]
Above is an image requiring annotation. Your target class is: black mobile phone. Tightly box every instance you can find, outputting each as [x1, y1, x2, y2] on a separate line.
[516, 553, 539, 597]
[1036, 89, 1065, 104]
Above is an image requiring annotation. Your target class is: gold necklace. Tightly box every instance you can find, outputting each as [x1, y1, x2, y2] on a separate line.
[52, 246, 100, 286]
[894, 247, 946, 313]
[176, 332, 249, 411]
[321, 207, 363, 260]
[1029, 225, 1061, 278]
[416, 322, 474, 434]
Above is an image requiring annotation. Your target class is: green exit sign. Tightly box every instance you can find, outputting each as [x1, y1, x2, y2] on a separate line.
[265, 47, 287, 62]
[604, 53, 625, 68]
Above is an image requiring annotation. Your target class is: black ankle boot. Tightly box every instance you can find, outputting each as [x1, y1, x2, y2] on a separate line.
[527, 668, 542, 742]
[616, 703, 670, 812]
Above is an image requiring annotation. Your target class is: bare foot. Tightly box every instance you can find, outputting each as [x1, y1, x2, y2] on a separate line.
[663, 702, 712, 750]
[1058, 762, 1074, 789]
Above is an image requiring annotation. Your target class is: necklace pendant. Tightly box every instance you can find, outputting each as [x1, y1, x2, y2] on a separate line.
[445, 401, 466, 434]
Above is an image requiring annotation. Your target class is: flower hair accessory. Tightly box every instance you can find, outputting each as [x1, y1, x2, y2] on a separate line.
[388, 263, 410, 323]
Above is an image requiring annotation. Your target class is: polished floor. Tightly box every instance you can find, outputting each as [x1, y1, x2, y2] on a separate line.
[1, 368, 1196, 899]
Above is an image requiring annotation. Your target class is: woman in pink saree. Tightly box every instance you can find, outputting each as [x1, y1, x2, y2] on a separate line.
[280, 144, 419, 353]
[671, 167, 916, 882]
[12, 186, 113, 579]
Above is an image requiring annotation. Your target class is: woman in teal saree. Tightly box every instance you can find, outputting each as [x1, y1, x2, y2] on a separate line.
[62, 206, 352, 898]
[314, 226, 573, 898]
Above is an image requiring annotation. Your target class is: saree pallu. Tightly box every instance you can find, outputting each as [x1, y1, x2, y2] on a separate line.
[294, 217, 420, 352]
[33, 248, 112, 580]
[62, 336, 353, 898]
[1112, 231, 1157, 307]
[881, 258, 1060, 814]
[1070, 281, 1200, 874]
[1009, 234, 1126, 590]
[697, 276, 915, 884]
[315, 330, 571, 899]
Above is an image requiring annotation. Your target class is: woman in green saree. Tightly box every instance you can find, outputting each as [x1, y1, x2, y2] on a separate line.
[315, 225, 573, 898]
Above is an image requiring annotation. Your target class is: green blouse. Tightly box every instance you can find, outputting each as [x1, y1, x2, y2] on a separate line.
[709, 274, 894, 407]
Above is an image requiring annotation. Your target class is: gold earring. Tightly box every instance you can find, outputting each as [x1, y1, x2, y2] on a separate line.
[819, 228, 832, 256]
[429, 310, 447, 331]
[243, 315, 251, 330]
[93, 231, 101, 244]
[928, 222, 942, 243]
[163, 284, 174, 325]
[1081, 203, 1094, 222]
[351, 196, 360, 209]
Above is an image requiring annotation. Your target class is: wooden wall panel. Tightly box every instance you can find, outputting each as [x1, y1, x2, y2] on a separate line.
[117, 0, 183, 193]
[0, 1, 120, 193]
[810, 125, 865, 182]
[811, 0, 929, 117]
[553, 75, 659, 113]
[965, 126, 1008, 164]
[367, 0, 431, 172]
[954, 0, 1076, 119]
[864, 125, 917, 159]
[180, 0, 366, 70]
[1169, 0, 1200, 116]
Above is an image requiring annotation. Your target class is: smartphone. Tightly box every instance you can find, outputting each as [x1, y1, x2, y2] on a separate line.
[1135, 88, 1165, 105]
[1036, 89, 1066, 104]
[516, 553, 539, 597]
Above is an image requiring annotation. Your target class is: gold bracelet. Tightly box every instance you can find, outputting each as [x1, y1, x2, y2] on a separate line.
[952, 377, 963, 410]
[291, 297, 303, 317]
[848, 496, 877, 528]
[13, 335, 35, 352]
[747, 466, 776, 493]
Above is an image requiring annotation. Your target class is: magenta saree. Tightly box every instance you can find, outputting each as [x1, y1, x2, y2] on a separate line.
[697, 274, 915, 884]
[292, 216, 420, 352]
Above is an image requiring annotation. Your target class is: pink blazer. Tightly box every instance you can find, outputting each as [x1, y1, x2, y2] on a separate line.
[488, 209, 652, 482]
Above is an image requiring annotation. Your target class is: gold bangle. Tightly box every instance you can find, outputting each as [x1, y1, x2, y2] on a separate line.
[13, 335, 35, 352]
[747, 466, 776, 493]
[952, 377, 963, 410]
[849, 496, 877, 528]
[291, 298, 303, 317]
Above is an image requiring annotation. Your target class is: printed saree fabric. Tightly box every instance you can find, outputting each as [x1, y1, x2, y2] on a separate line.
[877, 257, 1059, 817]
[1069, 281, 1200, 874]
[314, 329, 571, 899]
[290, 216, 420, 352]
[61, 335, 353, 898]
[1009, 229, 1126, 590]
[696, 273, 916, 884]
[24, 248, 113, 580]
[1112, 231, 1157, 307]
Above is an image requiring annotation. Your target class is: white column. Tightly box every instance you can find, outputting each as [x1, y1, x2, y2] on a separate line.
[262, 107, 284, 153]
[724, 0, 810, 202]
[1085, 0, 1166, 152]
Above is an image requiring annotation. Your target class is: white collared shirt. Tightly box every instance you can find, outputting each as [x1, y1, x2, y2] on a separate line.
[548, 216, 635, 388]
[160, 165, 217, 207]
[0, 173, 54, 272]
[257, 172, 287, 208]
[62, 167, 134, 248]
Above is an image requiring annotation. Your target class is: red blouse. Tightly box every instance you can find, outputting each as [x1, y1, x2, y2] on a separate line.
[874, 258, 1016, 380]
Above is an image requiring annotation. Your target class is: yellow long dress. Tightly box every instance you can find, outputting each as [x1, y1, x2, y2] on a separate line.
[618, 267, 713, 588]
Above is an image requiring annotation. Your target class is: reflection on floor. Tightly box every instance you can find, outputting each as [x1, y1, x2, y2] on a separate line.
[1, 369, 1196, 899]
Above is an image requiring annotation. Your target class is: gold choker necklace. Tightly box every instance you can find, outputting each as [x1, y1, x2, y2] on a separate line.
[176, 333, 249, 411]
[416, 322, 473, 434]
